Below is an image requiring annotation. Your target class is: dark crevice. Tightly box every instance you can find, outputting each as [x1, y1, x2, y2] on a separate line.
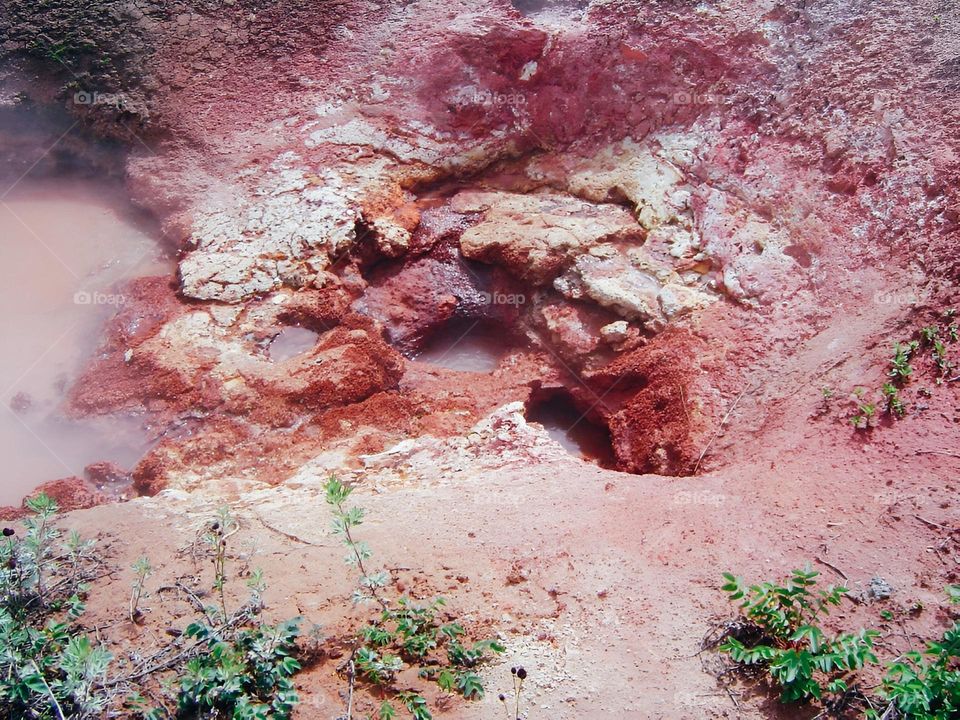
[524, 386, 616, 468]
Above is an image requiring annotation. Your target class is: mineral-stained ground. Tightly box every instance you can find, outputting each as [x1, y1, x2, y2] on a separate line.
[1, 0, 959, 716]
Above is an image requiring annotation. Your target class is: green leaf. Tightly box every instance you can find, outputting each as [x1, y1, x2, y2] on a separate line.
[456, 671, 485, 699]
[790, 625, 825, 653]
[436, 669, 455, 693]
[324, 476, 352, 506]
[439, 622, 465, 639]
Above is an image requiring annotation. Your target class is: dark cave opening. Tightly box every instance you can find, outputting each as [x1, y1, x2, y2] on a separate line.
[525, 387, 616, 468]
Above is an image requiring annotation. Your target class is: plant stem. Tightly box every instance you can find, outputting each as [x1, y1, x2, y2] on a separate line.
[217, 540, 227, 621]
[31, 660, 65, 720]
[35, 513, 49, 602]
[214, 518, 240, 623]
[336, 500, 388, 612]
[346, 656, 356, 720]
[130, 579, 143, 622]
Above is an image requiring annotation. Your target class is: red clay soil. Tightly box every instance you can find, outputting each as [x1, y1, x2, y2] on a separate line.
[586, 327, 723, 476]
[0, 0, 959, 718]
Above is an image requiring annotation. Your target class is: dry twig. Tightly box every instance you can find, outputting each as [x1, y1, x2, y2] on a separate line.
[813, 556, 848, 580]
[694, 384, 757, 473]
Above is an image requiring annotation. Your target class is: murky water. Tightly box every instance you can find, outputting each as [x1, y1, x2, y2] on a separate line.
[411, 320, 506, 372]
[269, 326, 319, 361]
[526, 392, 616, 467]
[0, 179, 171, 505]
[510, 0, 589, 19]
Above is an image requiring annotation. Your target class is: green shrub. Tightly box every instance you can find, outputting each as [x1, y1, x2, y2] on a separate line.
[718, 566, 878, 703]
[0, 494, 111, 719]
[326, 477, 504, 720]
[168, 617, 302, 720]
[889, 342, 918, 383]
[871, 586, 960, 720]
[719, 568, 960, 719]
[882, 382, 905, 417]
[146, 508, 303, 719]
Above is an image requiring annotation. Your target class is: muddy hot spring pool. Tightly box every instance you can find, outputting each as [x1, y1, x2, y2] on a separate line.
[0, 178, 172, 505]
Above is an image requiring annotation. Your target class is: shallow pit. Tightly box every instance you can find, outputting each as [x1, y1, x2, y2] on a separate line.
[268, 326, 320, 362]
[409, 319, 511, 373]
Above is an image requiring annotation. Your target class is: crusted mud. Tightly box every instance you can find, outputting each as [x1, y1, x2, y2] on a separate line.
[1, 0, 960, 717]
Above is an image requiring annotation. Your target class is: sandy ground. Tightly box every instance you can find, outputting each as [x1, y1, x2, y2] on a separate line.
[58, 326, 960, 718]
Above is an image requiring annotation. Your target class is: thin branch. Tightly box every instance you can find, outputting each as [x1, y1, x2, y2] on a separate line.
[813, 556, 848, 580]
[335, 500, 389, 612]
[254, 512, 324, 546]
[31, 660, 65, 720]
[346, 656, 356, 720]
[108, 640, 202, 685]
[694, 384, 755, 473]
[915, 514, 952, 531]
[915, 450, 960, 459]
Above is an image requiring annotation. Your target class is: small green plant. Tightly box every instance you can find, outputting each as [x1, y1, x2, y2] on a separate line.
[147, 508, 303, 719]
[326, 477, 503, 720]
[718, 566, 879, 703]
[817, 387, 835, 416]
[130, 556, 152, 623]
[0, 495, 112, 719]
[205, 507, 239, 623]
[890, 342, 918, 384]
[882, 382, 906, 418]
[851, 401, 877, 430]
[932, 339, 953, 379]
[170, 617, 302, 720]
[870, 586, 960, 719]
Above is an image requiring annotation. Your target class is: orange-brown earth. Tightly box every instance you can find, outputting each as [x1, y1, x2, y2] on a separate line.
[1, 0, 959, 717]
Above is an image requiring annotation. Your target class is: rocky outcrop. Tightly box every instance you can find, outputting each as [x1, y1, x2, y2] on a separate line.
[454, 189, 644, 284]
[1, 0, 955, 499]
[0, 477, 109, 519]
[72, 282, 402, 422]
[584, 328, 720, 476]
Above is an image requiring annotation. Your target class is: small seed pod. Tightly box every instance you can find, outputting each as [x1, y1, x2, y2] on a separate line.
[2, 527, 14, 537]
[498, 693, 506, 702]
[510, 666, 518, 675]
[516, 667, 527, 680]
